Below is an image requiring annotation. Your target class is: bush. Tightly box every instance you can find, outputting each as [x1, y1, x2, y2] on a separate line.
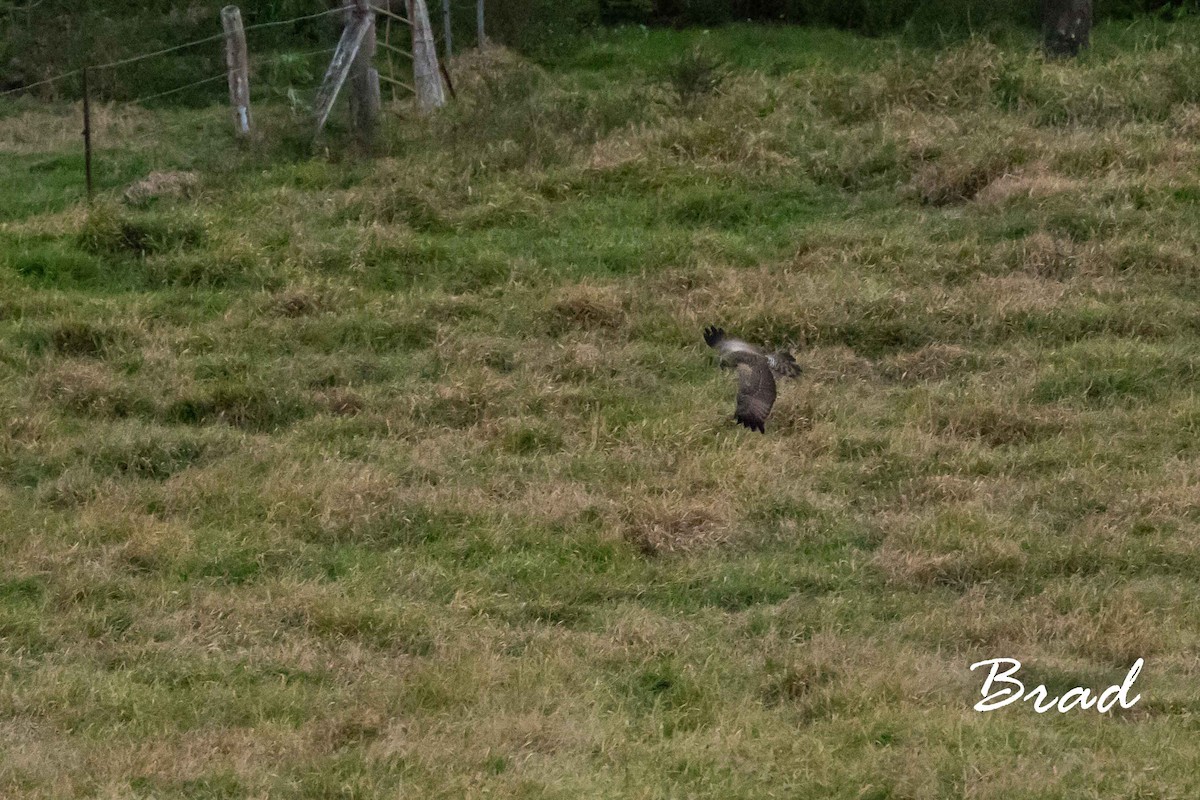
[551, 0, 1199, 44]
[601, 0, 656, 23]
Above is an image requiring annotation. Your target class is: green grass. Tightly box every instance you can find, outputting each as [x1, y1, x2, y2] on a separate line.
[5, 18, 1200, 798]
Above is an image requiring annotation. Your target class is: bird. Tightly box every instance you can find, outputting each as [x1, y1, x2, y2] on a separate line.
[703, 325, 801, 433]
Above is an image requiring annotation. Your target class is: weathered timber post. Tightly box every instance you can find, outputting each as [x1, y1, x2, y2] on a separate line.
[442, 0, 452, 61]
[82, 67, 93, 203]
[347, 0, 380, 143]
[221, 5, 252, 137]
[408, 0, 445, 112]
[313, 4, 373, 139]
[476, 0, 484, 48]
[1042, 0, 1092, 58]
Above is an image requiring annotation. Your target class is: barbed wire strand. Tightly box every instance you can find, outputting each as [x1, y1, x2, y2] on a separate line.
[377, 73, 416, 94]
[127, 73, 228, 105]
[1, 4, 442, 104]
[0, 68, 82, 97]
[90, 33, 228, 71]
[93, 7, 344, 71]
[244, 6, 344, 30]
[0, 6, 344, 97]
[251, 45, 339, 67]
[372, 5, 410, 25]
[378, 41, 414, 60]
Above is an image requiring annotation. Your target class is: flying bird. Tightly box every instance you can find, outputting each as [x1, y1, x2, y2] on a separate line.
[703, 325, 801, 433]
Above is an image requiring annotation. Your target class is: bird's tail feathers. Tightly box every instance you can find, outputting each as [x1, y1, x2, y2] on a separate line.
[768, 351, 802, 379]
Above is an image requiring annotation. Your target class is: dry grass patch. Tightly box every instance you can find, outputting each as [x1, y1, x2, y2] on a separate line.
[0, 103, 160, 156]
[122, 170, 199, 207]
[927, 401, 1068, 447]
[585, 134, 650, 172]
[880, 343, 976, 382]
[621, 498, 730, 556]
[548, 282, 628, 334]
[269, 287, 327, 318]
[35, 360, 148, 418]
[910, 149, 1021, 206]
[873, 536, 1027, 591]
[1003, 231, 1091, 279]
[972, 163, 1085, 207]
[316, 387, 365, 417]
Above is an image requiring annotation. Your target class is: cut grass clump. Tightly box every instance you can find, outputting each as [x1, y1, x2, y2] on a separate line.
[12, 319, 138, 358]
[911, 147, 1028, 205]
[78, 203, 205, 257]
[121, 170, 199, 208]
[500, 422, 564, 455]
[549, 283, 626, 334]
[166, 383, 314, 432]
[49, 320, 119, 358]
[270, 287, 326, 318]
[1005, 232, 1085, 279]
[3, 240, 113, 288]
[145, 247, 269, 289]
[36, 361, 153, 418]
[414, 383, 492, 429]
[929, 403, 1066, 447]
[84, 426, 221, 481]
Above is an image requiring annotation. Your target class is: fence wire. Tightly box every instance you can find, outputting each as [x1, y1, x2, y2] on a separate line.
[0, 6, 344, 98]
[2, 2, 466, 219]
[127, 73, 228, 106]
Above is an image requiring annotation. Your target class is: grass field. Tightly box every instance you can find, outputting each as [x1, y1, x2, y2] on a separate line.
[4, 17, 1200, 798]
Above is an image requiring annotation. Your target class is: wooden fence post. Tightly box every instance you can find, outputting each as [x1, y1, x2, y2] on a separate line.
[313, 4, 373, 138]
[408, 0, 446, 113]
[1042, 0, 1093, 57]
[442, 0, 452, 61]
[348, 0, 380, 143]
[82, 67, 93, 203]
[476, 0, 484, 48]
[221, 5, 252, 137]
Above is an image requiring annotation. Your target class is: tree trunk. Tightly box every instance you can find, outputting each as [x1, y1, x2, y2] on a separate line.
[1043, 0, 1093, 58]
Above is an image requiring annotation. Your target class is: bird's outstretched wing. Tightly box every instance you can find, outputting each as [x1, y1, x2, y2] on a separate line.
[704, 324, 784, 432]
[704, 325, 763, 361]
[767, 351, 802, 379]
[734, 355, 776, 433]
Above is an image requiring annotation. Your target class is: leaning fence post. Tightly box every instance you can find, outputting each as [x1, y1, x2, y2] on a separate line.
[313, 4, 372, 139]
[82, 66, 93, 203]
[408, 0, 446, 112]
[221, 5, 252, 137]
[442, 0, 452, 61]
[476, 0, 484, 47]
[347, 0, 380, 143]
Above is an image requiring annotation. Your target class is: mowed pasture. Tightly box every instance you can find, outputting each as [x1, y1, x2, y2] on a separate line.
[4, 18, 1200, 798]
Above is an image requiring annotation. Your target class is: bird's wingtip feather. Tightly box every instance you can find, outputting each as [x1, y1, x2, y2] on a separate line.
[735, 415, 766, 434]
[703, 325, 725, 347]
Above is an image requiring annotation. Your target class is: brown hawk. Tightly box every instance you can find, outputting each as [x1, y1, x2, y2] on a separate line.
[703, 325, 801, 433]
